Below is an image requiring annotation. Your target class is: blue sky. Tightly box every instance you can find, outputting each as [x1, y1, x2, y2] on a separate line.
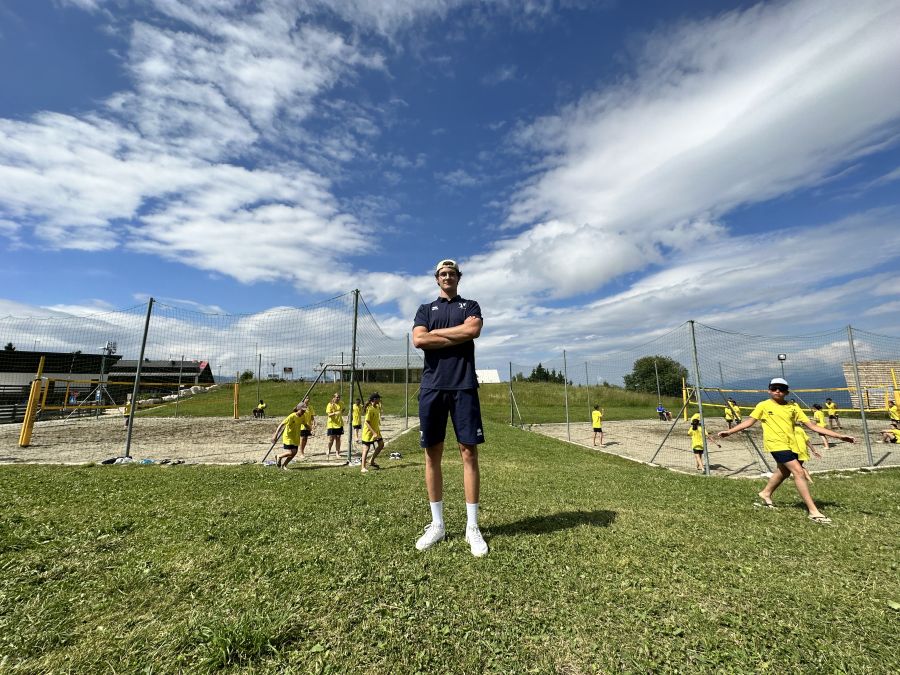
[1, 0, 900, 370]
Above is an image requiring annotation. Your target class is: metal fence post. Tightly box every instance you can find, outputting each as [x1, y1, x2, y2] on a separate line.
[346, 290, 360, 463]
[509, 362, 514, 426]
[847, 325, 874, 467]
[689, 320, 711, 475]
[585, 362, 591, 424]
[174, 355, 184, 418]
[563, 349, 570, 442]
[124, 297, 154, 458]
[404, 333, 409, 429]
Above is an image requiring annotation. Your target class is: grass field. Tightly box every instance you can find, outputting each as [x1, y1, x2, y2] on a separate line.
[2, 419, 898, 673]
[140, 380, 684, 425]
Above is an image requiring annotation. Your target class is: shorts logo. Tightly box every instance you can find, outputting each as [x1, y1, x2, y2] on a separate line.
[476, 428, 482, 436]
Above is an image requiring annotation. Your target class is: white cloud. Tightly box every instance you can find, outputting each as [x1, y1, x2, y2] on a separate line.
[436, 168, 479, 189]
[490, 0, 900, 299]
[482, 64, 518, 85]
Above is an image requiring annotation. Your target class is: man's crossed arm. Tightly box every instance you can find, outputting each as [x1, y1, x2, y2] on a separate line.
[412, 316, 482, 350]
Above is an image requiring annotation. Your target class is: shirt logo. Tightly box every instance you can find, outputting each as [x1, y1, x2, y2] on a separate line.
[432, 306, 438, 311]
[458, 302, 466, 309]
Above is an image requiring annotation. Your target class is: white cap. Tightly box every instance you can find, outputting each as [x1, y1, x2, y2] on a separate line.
[769, 377, 789, 387]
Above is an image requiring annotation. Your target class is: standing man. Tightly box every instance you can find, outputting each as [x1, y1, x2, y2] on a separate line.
[412, 259, 487, 557]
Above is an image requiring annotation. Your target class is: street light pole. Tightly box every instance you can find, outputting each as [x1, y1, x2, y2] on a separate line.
[777, 353, 787, 379]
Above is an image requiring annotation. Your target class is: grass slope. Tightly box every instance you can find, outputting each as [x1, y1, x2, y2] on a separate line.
[2, 421, 898, 673]
[140, 380, 682, 425]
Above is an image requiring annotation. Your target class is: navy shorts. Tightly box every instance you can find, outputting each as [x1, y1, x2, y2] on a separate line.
[327, 428, 343, 436]
[300, 430, 311, 438]
[362, 437, 383, 446]
[419, 388, 485, 447]
[282, 444, 298, 450]
[353, 424, 362, 430]
[771, 450, 800, 464]
[692, 447, 704, 455]
[593, 427, 602, 433]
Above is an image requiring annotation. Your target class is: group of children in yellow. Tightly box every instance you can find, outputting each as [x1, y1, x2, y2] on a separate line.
[593, 379, 900, 525]
[269, 391, 386, 473]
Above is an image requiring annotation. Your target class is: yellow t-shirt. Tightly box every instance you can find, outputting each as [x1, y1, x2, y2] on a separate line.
[352, 403, 361, 426]
[887, 429, 900, 442]
[281, 412, 304, 446]
[362, 405, 381, 442]
[256, 402, 267, 411]
[792, 426, 811, 462]
[813, 409, 827, 427]
[591, 410, 603, 427]
[889, 405, 899, 422]
[724, 407, 733, 421]
[825, 402, 838, 416]
[750, 399, 811, 452]
[298, 407, 315, 431]
[326, 402, 344, 429]
[688, 425, 706, 450]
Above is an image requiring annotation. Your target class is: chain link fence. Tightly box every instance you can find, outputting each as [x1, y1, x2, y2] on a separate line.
[511, 322, 900, 478]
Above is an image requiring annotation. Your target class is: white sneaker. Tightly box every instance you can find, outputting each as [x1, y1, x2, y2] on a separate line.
[465, 525, 488, 557]
[415, 523, 445, 551]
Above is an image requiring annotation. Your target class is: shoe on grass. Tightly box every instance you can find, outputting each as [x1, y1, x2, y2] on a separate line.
[465, 524, 488, 557]
[415, 523, 445, 551]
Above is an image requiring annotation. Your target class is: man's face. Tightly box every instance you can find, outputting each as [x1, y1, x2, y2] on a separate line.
[436, 267, 459, 295]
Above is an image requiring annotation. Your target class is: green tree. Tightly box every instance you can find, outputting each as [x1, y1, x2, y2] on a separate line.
[3, 342, 15, 351]
[623, 356, 688, 397]
[527, 363, 550, 382]
[239, 370, 255, 383]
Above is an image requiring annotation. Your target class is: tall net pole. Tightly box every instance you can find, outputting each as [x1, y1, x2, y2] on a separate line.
[563, 349, 571, 442]
[585, 362, 591, 423]
[345, 290, 360, 463]
[124, 298, 154, 459]
[689, 320, 711, 476]
[509, 362, 514, 426]
[174, 355, 184, 418]
[404, 334, 410, 429]
[847, 325, 874, 467]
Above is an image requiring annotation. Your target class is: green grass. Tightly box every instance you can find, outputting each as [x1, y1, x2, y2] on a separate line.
[2, 421, 898, 673]
[139, 380, 681, 425]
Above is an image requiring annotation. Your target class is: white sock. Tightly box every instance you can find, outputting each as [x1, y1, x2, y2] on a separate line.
[466, 502, 479, 528]
[430, 501, 444, 527]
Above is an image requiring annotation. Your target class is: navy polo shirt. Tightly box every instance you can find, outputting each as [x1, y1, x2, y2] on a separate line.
[413, 295, 482, 390]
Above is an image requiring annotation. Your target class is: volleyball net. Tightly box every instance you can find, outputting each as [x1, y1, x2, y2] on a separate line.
[510, 322, 900, 477]
[1, 291, 422, 456]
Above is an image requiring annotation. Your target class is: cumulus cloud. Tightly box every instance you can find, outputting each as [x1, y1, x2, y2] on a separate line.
[485, 0, 900, 300]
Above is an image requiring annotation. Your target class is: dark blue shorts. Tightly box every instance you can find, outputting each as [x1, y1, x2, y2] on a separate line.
[282, 444, 298, 450]
[300, 430, 311, 438]
[419, 388, 485, 447]
[771, 450, 800, 464]
[593, 427, 602, 433]
[326, 428, 343, 436]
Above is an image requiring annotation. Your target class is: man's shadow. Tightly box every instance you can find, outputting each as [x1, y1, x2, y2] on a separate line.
[488, 509, 616, 537]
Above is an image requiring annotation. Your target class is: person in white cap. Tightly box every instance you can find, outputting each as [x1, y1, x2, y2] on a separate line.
[718, 378, 854, 523]
[412, 258, 487, 556]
